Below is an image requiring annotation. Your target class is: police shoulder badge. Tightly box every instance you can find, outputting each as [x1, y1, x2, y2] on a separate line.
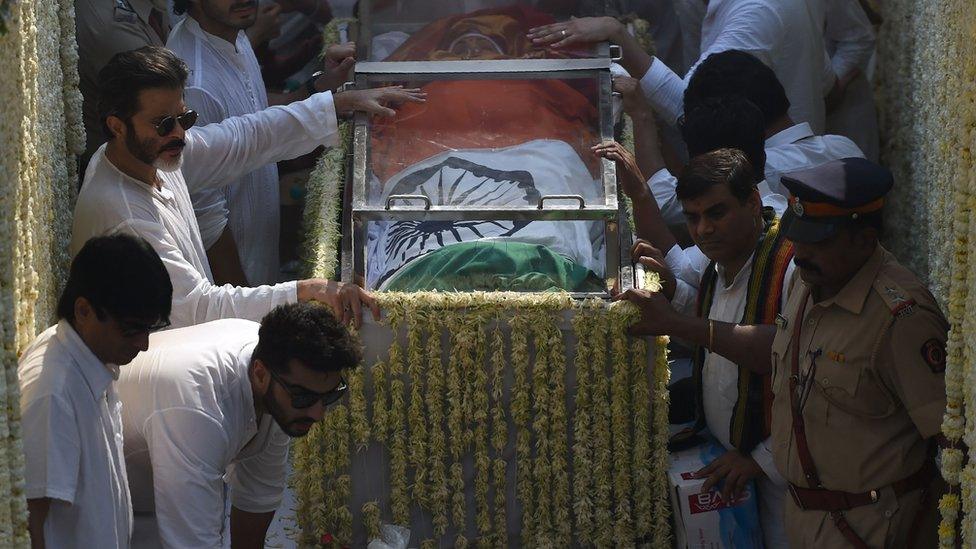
[791, 200, 804, 217]
[920, 338, 947, 373]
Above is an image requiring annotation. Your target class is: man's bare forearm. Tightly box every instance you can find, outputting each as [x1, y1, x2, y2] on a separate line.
[667, 314, 776, 374]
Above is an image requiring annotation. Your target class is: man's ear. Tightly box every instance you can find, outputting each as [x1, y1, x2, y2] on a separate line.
[748, 187, 762, 215]
[854, 225, 879, 249]
[74, 296, 95, 325]
[105, 115, 127, 140]
[250, 358, 271, 394]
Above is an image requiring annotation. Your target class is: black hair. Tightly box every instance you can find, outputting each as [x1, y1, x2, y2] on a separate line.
[96, 46, 188, 140]
[58, 234, 173, 324]
[253, 303, 362, 375]
[680, 95, 767, 177]
[173, 0, 190, 15]
[684, 49, 791, 128]
[676, 148, 757, 204]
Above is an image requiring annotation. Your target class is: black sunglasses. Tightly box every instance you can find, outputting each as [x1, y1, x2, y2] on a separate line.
[153, 110, 198, 136]
[268, 368, 348, 409]
[118, 319, 171, 338]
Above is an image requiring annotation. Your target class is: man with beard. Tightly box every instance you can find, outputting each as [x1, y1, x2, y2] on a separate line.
[70, 46, 424, 329]
[22, 234, 172, 549]
[117, 303, 360, 548]
[166, 0, 353, 287]
[75, 0, 172, 174]
[767, 159, 947, 547]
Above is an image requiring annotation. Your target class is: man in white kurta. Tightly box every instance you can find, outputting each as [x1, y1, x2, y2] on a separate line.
[119, 319, 288, 548]
[529, 1, 831, 133]
[641, 49, 865, 223]
[21, 323, 134, 549]
[167, 14, 282, 286]
[72, 92, 334, 329]
[21, 233, 174, 549]
[823, 0, 880, 160]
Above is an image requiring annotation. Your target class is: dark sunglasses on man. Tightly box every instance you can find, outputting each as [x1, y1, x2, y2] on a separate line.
[153, 109, 198, 136]
[267, 368, 348, 409]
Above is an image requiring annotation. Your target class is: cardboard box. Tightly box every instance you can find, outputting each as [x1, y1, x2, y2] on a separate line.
[669, 441, 764, 548]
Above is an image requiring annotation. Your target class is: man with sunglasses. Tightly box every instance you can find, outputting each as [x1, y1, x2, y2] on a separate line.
[70, 46, 425, 330]
[21, 233, 173, 549]
[116, 302, 360, 548]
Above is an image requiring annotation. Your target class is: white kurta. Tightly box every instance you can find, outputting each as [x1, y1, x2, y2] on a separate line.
[20, 321, 132, 549]
[639, 0, 830, 133]
[823, 0, 880, 161]
[167, 18, 281, 285]
[665, 246, 795, 549]
[71, 92, 340, 329]
[118, 319, 290, 549]
[764, 122, 866, 195]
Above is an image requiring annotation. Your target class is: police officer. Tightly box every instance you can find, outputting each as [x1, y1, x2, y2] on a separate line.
[770, 157, 948, 547]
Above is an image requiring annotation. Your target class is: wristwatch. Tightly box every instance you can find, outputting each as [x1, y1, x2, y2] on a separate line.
[305, 70, 325, 96]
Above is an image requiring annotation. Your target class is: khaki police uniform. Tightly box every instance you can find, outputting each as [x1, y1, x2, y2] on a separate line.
[768, 157, 949, 547]
[770, 245, 947, 547]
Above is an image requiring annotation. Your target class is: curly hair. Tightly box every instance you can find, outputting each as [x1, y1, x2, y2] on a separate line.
[253, 303, 363, 374]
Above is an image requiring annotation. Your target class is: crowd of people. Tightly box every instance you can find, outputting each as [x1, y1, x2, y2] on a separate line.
[20, 0, 950, 548]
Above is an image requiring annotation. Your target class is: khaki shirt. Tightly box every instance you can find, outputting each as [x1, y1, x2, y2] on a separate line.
[770, 245, 948, 493]
[76, 0, 170, 164]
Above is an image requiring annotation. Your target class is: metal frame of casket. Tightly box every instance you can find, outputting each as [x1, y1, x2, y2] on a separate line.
[315, 3, 666, 546]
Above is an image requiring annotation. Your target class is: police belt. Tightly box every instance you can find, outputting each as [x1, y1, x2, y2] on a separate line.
[788, 463, 934, 512]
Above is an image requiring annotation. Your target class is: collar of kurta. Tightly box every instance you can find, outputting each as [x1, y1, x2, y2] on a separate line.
[765, 122, 815, 148]
[182, 15, 246, 56]
[55, 319, 118, 400]
[809, 243, 885, 314]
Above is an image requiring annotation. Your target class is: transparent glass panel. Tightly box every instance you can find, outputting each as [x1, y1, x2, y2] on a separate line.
[366, 77, 607, 209]
[363, 218, 607, 292]
[365, 2, 603, 61]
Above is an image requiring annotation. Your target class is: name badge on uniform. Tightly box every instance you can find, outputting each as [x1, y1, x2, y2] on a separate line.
[114, 0, 139, 23]
[775, 313, 788, 330]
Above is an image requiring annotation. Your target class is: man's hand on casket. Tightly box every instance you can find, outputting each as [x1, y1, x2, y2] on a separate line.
[297, 279, 381, 328]
[312, 42, 357, 93]
[592, 140, 646, 200]
[613, 288, 677, 336]
[631, 239, 676, 301]
[527, 16, 625, 49]
[333, 86, 426, 118]
[613, 76, 652, 119]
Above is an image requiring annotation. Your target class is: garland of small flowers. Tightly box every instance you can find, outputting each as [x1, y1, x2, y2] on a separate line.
[571, 299, 597, 544]
[0, 0, 84, 543]
[875, 0, 976, 545]
[510, 310, 535, 545]
[386, 312, 410, 524]
[489, 320, 508, 545]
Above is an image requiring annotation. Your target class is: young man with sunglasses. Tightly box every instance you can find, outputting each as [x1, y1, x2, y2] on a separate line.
[116, 302, 360, 548]
[21, 233, 173, 549]
[70, 46, 425, 330]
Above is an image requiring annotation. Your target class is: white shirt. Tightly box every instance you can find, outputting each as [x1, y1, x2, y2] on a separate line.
[665, 246, 794, 548]
[118, 319, 290, 549]
[70, 92, 341, 329]
[167, 18, 281, 285]
[639, 0, 830, 133]
[823, 0, 880, 160]
[764, 122, 865, 195]
[19, 321, 132, 549]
